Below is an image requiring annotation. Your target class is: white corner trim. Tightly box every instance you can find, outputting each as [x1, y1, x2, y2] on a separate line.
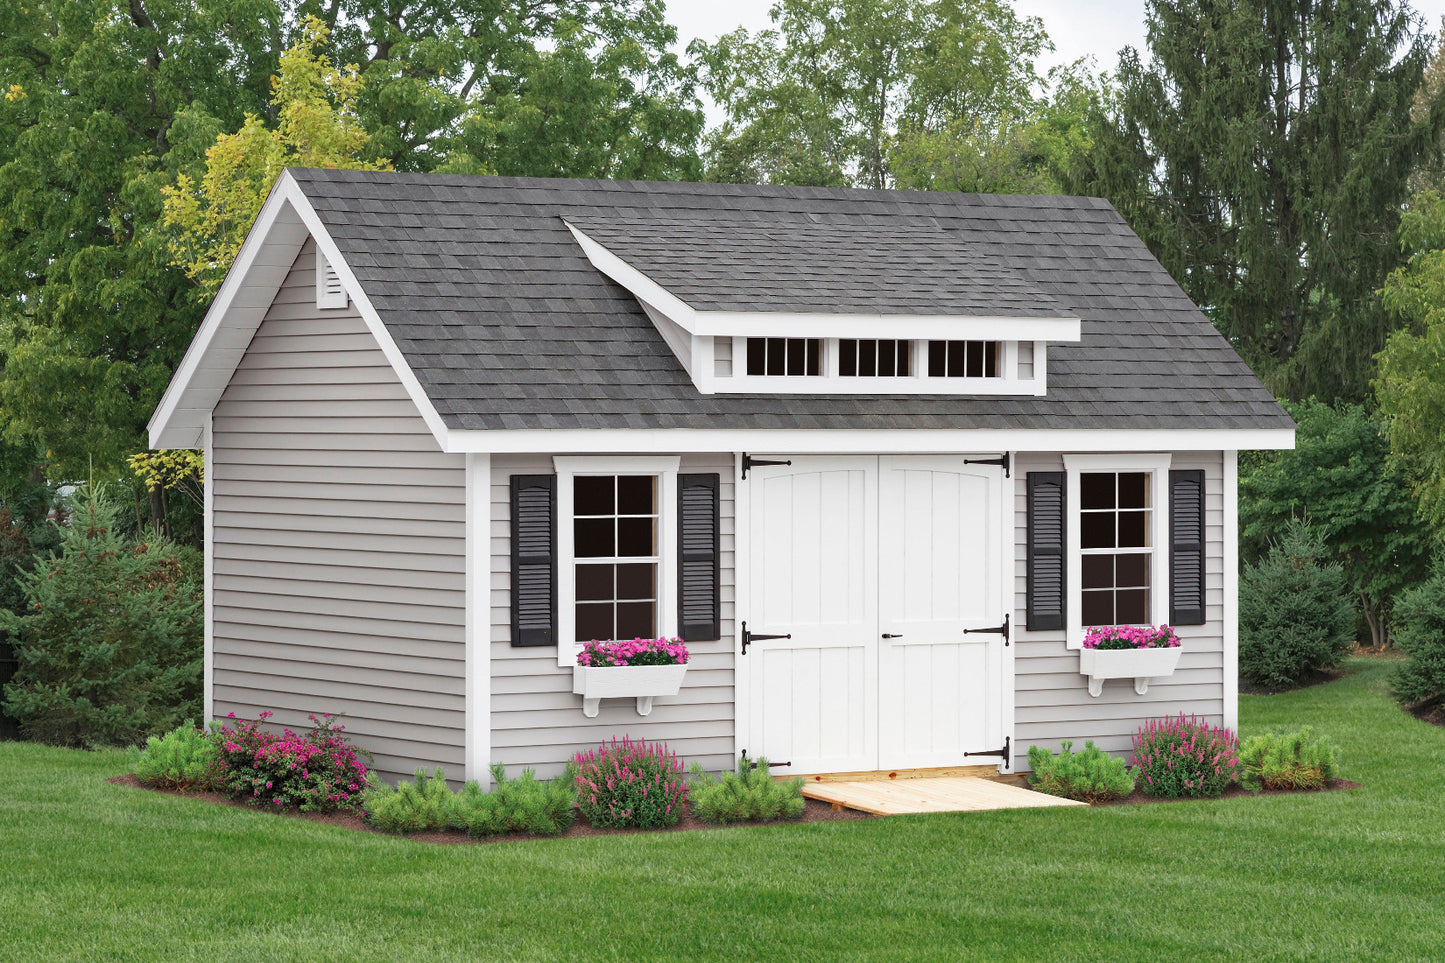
[202, 413, 214, 725]
[149, 170, 451, 453]
[1063, 452, 1173, 648]
[444, 427, 1296, 455]
[1222, 449, 1239, 731]
[552, 455, 681, 668]
[732, 451, 750, 763]
[464, 452, 492, 786]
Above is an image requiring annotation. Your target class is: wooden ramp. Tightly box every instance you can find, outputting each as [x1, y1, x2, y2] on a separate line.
[801, 776, 1086, 816]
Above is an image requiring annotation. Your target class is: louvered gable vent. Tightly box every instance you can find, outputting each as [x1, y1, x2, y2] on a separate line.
[510, 475, 556, 646]
[1026, 472, 1066, 631]
[315, 247, 348, 309]
[677, 473, 721, 641]
[1169, 469, 1206, 625]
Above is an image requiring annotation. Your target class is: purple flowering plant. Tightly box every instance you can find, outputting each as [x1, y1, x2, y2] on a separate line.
[576, 637, 689, 667]
[1131, 713, 1240, 798]
[210, 711, 371, 813]
[573, 735, 687, 829]
[1082, 624, 1181, 650]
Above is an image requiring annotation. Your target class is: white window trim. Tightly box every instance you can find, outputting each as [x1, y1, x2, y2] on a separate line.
[553, 455, 681, 667]
[1062, 453, 1172, 649]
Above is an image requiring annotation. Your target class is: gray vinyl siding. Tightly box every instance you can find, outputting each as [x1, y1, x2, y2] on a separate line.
[211, 238, 467, 783]
[1010, 451, 1226, 771]
[491, 453, 736, 779]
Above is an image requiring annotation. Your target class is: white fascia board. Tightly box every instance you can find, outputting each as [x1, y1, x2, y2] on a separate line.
[149, 171, 451, 452]
[564, 221, 1082, 342]
[441, 427, 1296, 455]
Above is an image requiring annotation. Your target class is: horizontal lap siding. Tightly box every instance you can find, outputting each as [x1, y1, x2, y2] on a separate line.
[491, 453, 736, 779]
[211, 239, 466, 783]
[1011, 451, 1225, 770]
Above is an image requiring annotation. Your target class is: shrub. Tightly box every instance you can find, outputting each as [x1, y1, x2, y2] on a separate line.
[450, 763, 577, 837]
[361, 768, 454, 834]
[1239, 520, 1354, 689]
[576, 637, 689, 667]
[1083, 625, 1180, 650]
[212, 711, 370, 812]
[1237, 727, 1340, 793]
[1026, 740, 1135, 803]
[0, 487, 202, 747]
[688, 755, 805, 824]
[129, 722, 217, 792]
[1390, 569, 1445, 715]
[573, 736, 687, 829]
[1131, 714, 1240, 798]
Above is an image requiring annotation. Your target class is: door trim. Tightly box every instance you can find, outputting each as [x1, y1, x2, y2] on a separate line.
[734, 453, 1017, 774]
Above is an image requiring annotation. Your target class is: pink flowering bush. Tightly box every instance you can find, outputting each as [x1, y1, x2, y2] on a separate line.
[1131, 714, 1240, 798]
[573, 736, 687, 829]
[576, 637, 689, 667]
[211, 711, 371, 812]
[1083, 624, 1181, 650]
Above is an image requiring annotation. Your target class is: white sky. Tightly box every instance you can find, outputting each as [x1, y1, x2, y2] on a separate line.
[666, 0, 1445, 85]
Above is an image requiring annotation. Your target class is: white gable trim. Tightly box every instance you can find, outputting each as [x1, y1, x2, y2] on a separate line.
[148, 170, 449, 451]
[563, 221, 1084, 342]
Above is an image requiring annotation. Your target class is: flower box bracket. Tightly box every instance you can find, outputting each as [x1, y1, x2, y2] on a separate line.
[1079, 645, 1183, 698]
[572, 663, 689, 718]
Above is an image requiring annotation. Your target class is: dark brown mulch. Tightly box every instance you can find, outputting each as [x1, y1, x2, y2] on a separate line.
[107, 773, 873, 845]
[986, 771, 1361, 806]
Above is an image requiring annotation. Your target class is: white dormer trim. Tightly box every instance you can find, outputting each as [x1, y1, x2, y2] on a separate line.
[315, 247, 348, 309]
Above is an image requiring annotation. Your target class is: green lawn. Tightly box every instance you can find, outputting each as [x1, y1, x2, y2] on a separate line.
[2, 657, 1442, 962]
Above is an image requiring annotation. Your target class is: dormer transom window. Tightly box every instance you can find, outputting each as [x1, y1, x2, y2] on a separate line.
[840, 339, 912, 377]
[928, 340, 999, 379]
[746, 337, 822, 376]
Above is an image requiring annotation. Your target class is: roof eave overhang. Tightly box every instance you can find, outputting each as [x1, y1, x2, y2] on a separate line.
[563, 221, 1083, 342]
[148, 171, 450, 451]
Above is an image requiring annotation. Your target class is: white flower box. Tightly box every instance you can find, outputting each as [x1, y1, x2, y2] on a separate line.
[1079, 646, 1183, 698]
[572, 663, 688, 718]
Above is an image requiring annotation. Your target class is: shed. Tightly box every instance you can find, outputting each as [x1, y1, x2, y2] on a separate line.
[149, 169, 1294, 783]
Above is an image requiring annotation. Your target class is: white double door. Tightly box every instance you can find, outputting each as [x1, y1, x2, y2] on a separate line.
[744, 456, 1007, 774]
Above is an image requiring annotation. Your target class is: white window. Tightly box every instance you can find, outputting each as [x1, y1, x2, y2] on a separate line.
[928, 340, 1000, 378]
[839, 338, 912, 376]
[1063, 454, 1171, 648]
[553, 456, 679, 666]
[745, 337, 822, 376]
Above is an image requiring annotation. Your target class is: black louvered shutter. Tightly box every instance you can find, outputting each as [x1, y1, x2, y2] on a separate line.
[1027, 472, 1067, 631]
[677, 473, 721, 642]
[1170, 469, 1206, 626]
[510, 474, 556, 647]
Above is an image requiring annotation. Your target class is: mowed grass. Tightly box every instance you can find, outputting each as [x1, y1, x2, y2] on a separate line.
[2, 657, 1443, 962]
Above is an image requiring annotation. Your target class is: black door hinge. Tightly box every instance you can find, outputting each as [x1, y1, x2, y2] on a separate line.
[741, 749, 792, 770]
[741, 620, 791, 655]
[964, 452, 1010, 478]
[964, 736, 1011, 762]
[742, 453, 792, 479]
[963, 613, 1010, 646]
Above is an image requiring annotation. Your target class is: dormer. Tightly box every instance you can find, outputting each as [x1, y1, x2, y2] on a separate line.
[564, 217, 1080, 396]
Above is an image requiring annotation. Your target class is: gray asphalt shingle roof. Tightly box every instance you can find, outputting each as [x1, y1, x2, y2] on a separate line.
[288, 167, 1293, 433]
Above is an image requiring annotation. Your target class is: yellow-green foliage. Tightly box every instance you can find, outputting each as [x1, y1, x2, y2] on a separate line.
[361, 769, 453, 834]
[162, 17, 389, 294]
[1238, 727, 1340, 793]
[1027, 740, 1135, 803]
[688, 755, 805, 824]
[129, 723, 217, 792]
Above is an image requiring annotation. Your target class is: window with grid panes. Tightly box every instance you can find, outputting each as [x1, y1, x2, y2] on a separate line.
[572, 475, 659, 642]
[1079, 471, 1152, 626]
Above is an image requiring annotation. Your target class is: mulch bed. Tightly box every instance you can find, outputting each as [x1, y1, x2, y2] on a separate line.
[107, 773, 872, 845]
[988, 771, 1361, 805]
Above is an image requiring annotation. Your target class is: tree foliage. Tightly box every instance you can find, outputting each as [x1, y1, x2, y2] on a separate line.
[1090, 0, 1445, 404]
[1239, 399, 1435, 646]
[689, 0, 1091, 191]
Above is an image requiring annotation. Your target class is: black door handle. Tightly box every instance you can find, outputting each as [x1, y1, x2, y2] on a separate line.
[882, 633, 903, 639]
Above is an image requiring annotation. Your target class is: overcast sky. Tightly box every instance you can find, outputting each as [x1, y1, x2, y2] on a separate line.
[666, 1, 1445, 83]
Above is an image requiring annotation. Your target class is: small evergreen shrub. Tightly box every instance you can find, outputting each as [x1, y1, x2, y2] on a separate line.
[574, 736, 687, 829]
[688, 755, 805, 824]
[361, 768, 454, 834]
[1390, 570, 1445, 715]
[1131, 714, 1240, 798]
[1026, 740, 1135, 803]
[0, 488, 202, 747]
[450, 763, 577, 837]
[212, 711, 370, 812]
[1238, 520, 1354, 689]
[129, 722, 217, 792]
[1237, 727, 1340, 793]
